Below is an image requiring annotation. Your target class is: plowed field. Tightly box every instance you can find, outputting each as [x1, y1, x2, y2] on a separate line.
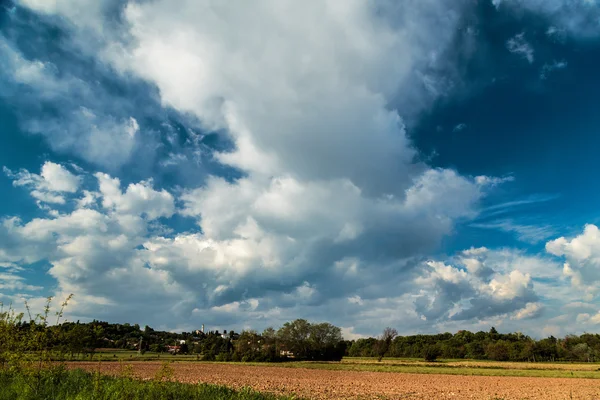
[68, 362, 600, 399]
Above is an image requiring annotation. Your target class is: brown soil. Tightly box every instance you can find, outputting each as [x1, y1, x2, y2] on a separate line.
[67, 362, 600, 399]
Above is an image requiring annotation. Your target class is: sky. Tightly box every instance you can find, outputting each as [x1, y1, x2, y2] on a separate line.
[1, 0, 600, 339]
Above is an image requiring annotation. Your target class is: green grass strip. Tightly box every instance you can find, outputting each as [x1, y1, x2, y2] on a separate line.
[0, 368, 298, 400]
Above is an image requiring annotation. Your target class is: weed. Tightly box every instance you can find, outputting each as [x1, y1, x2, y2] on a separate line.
[0, 368, 295, 400]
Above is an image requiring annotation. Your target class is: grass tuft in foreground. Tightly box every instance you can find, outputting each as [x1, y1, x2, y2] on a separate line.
[0, 368, 297, 400]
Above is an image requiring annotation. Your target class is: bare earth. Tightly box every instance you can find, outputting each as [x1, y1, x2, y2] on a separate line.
[68, 362, 600, 400]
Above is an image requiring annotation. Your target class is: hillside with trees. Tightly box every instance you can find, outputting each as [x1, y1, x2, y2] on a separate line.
[8, 316, 600, 363]
[350, 327, 600, 362]
[25, 318, 347, 362]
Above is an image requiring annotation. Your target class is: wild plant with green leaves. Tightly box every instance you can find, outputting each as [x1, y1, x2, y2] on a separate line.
[0, 301, 24, 370]
[0, 295, 74, 396]
[0, 367, 297, 400]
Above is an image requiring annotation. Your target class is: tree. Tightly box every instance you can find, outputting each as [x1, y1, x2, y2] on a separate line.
[201, 333, 231, 360]
[277, 319, 312, 359]
[262, 327, 276, 341]
[308, 323, 343, 361]
[423, 344, 441, 361]
[465, 341, 485, 359]
[572, 343, 591, 362]
[519, 340, 535, 362]
[260, 327, 280, 361]
[536, 336, 559, 362]
[234, 330, 262, 361]
[376, 327, 398, 362]
[489, 327, 499, 341]
[348, 338, 377, 357]
[65, 324, 89, 358]
[486, 340, 509, 361]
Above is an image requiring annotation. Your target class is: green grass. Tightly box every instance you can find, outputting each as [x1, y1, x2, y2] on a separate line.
[344, 356, 599, 367]
[60, 349, 201, 362]
[72, 351, 600, 379]
[91, 349, 200, 362]
[197, 359, 600, 379]
[274, 361, 600, 378]
[0, 368, 298, 400]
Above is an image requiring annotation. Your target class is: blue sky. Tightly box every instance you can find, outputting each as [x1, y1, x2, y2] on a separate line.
[1, 0, 600, 338]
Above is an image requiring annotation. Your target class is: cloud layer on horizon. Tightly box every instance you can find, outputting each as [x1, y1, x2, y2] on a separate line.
[0, 161, 596, 338]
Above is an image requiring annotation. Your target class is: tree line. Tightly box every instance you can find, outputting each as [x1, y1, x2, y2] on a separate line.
[5, 318, 347, 362]
[351, 327, 600, 362]
[6, 303, 600, 363]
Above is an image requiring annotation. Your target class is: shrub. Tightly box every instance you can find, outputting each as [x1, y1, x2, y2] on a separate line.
[423, 345, 441, 362]
[215, 353, 231, 362]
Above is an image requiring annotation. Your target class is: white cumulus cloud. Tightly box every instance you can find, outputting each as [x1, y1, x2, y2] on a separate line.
[546, 224, 600, 298]
[4, 162, 80, 206]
